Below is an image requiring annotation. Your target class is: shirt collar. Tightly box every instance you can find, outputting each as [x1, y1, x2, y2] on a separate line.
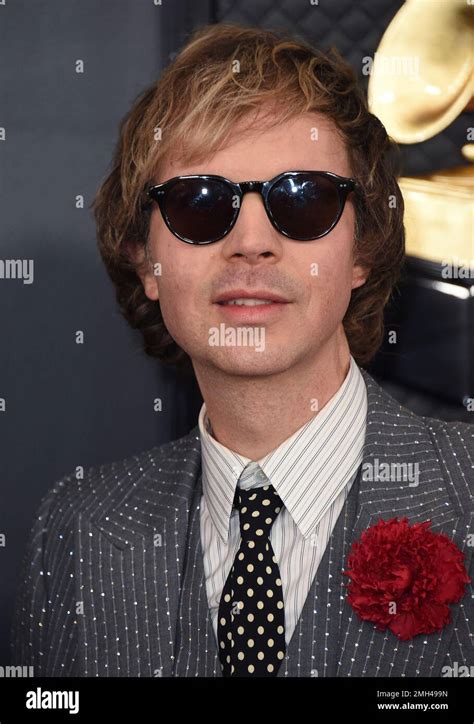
[198, 355, 368, 541]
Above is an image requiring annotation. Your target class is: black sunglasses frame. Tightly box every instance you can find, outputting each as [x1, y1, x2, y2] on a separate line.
[147, 170, 357, 245]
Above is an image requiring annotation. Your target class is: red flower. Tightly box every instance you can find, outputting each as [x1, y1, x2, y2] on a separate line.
[344, 517, 471, 640]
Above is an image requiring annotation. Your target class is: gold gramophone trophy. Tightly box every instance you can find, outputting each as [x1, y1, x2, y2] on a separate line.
[367, 0, 473, 410]
[368, 0, 473, 274]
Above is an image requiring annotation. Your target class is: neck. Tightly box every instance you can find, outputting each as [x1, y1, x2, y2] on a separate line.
[193, 328, 352, 459]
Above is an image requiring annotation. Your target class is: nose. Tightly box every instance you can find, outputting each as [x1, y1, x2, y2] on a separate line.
[220, 192, 284, 264]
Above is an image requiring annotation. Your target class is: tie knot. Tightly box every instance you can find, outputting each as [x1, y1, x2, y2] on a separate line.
[235, 484, 284, 540]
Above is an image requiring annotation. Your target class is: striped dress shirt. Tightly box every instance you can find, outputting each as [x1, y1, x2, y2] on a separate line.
[198, 355, 368, 647]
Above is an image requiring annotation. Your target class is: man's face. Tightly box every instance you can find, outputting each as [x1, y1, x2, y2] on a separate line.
[140, 111, 367, 377]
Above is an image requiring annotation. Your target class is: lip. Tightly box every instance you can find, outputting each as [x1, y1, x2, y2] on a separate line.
[213, 289, 290, 304]
[213, 295, 291, 323]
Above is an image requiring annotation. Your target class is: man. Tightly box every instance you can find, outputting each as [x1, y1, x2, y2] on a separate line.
[11, 23, 473, 678]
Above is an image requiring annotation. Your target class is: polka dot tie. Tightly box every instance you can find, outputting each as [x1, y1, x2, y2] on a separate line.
[217, 479, 286, 677]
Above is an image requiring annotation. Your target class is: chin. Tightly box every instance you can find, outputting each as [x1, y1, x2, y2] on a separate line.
[208, 349, 296, 377]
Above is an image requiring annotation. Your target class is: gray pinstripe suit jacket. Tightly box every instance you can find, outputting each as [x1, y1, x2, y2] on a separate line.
[11, 369, 474, 677]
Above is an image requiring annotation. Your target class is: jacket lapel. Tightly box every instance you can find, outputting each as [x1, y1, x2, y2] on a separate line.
[335, 369, 473, 676]
[84, 440, 203, 676]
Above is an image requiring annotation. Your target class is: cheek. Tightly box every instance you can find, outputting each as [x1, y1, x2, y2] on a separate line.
[158, 257, 194, 325]
[153, 239, 213, 339]
[156, 272, 195, 353]
[153, 230, 193, 296]
[305, 233, 354, 281]
[302, 240, 355, 314]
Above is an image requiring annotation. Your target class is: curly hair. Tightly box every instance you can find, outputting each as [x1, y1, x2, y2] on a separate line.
[91, 22, 405, 370]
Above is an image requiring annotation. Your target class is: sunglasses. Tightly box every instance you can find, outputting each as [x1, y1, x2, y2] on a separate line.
[147, 170, 357, 245]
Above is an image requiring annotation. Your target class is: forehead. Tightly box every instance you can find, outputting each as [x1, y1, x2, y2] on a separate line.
[156, 111, 351, 183]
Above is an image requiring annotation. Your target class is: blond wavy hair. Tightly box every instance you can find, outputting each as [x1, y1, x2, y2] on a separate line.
[92, 22, 405, 368]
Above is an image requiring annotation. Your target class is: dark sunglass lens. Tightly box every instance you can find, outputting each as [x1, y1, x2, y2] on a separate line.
[164, 178, 235, 243]
[268, 174, 341, 239]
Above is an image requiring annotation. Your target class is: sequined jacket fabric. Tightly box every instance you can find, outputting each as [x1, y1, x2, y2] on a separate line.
[11, 369, 474, 677]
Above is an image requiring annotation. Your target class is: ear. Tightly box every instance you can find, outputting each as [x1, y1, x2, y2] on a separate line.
[351, 262, 369, 291]
[131, 242, 160, 301]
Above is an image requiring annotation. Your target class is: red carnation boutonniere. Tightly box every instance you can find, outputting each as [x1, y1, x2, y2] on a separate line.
[343, 517, 471, 641]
